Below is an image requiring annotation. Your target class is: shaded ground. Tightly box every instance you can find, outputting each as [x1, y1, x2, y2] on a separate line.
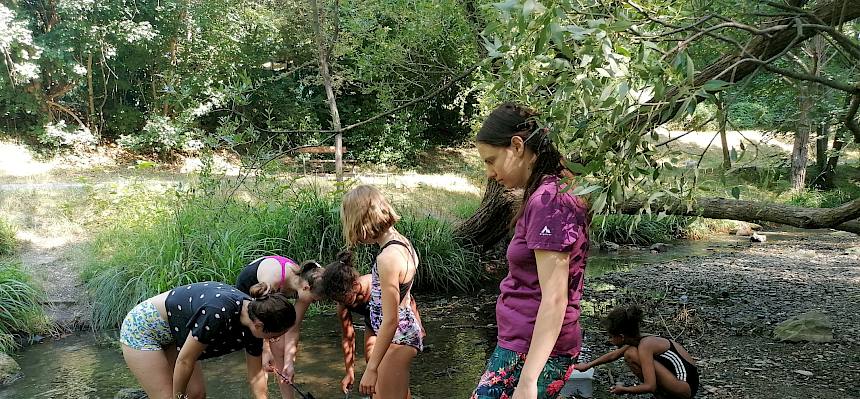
[581, 230, 860, 399]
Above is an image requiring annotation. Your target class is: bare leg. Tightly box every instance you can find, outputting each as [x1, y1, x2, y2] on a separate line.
[122, 344, 207, 399]
[374, 343, 417, 399]
[622, 347, 692, 399]
[122, 344, 174, 399]
[269, 337, 295, 399]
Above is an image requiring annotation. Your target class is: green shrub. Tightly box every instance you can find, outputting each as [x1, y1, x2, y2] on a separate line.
[782, 188, 856, 209]
[687, 102, 718, 130]
[0, 259, 49, 353]
[784, 189, 825, 208]
[592, 215, 687, 245]
[728, 101, 772, 129]
[117, 115, 200, 155]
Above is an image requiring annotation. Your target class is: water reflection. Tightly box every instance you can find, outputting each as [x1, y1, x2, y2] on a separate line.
[2, 314, 494, 398]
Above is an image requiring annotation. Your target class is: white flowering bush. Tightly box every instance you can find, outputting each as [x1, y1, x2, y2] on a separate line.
[118, 115, 199, 155]
[37, 120, 98, 149]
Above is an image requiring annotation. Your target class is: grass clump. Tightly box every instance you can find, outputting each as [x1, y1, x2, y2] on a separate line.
[592, 215, 687, 245]
[0, 218, 15, 256]
[591, 214, 737, 245]
[396, 211, 482, 292]
[82, 180, 485, 330]
[0, 259, 49, 353]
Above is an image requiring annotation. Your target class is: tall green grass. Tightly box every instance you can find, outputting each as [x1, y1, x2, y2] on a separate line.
[592, 215, 688, 245]
[591, 214, 737, 245]
[0, 218, 15, 256]
[82, 182, 484, 330]
[0, 259, 49, 353]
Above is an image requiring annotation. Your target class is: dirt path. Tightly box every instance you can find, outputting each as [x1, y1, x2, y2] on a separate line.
[582, 230, 860, 399]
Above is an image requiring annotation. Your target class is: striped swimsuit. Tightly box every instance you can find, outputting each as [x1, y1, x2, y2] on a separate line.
[655, 340, 700, 397]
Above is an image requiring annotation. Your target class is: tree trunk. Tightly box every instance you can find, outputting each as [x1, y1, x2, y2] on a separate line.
[717, 98, 731, 169]
[618, 196, 860, 231]
[86, 52, 96, 133]
[454, 180, 519, 249]
[791, 83, 813, 191]
[815, 122, 829, 172]
[309, 0, 344, 181]
[813, 128, 845, 189]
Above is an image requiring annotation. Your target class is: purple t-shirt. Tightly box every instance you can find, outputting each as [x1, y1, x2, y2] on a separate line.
[496, 175, 589, 357]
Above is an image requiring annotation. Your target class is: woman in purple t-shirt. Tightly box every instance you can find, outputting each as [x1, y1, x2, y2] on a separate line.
[471, 103, 590, 399]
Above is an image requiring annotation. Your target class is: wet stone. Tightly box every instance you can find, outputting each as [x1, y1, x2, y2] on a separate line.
[114, 388, 148, 399]
[0, 352, 22, 386]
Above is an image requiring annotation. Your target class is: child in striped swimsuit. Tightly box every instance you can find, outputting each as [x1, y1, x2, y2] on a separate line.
[575, 305, 700, 398]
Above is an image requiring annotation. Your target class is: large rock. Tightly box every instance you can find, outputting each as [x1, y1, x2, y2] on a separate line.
[734, 224, 754, 236]
[750, 233, 767, 243]
[601, 241, 620, 252]
[115, 388, 148, 399]
[0, 352, 22, 386]
[650, 243, 671, 253]
[773, 311, 834, 343]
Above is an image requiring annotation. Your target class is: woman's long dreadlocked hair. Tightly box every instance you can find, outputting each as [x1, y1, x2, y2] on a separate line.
[476, 103, 567, 221]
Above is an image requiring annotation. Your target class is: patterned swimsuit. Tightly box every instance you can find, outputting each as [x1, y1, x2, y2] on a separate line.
[368, 240, 423, 351]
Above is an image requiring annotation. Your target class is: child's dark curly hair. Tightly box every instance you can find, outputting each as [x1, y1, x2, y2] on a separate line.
[320, 250, 359, 302]
[601, 304, 644, 337]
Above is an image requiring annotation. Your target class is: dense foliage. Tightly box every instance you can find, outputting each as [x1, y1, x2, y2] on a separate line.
[1, 0, 482, 164]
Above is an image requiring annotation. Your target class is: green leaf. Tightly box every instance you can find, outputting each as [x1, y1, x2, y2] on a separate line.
[523, 0, 545, 17]
[686, 53, 695, 82]
[611, 180, 623, 203]
[702, 79, 731, 92]
[566, 161, 588, 174]
[534, 22, 551, 54]
[565, 24, 594, 41]
[609, 19, 633, 32]
[570, 185, 602, 196]
[592, 191, 608, 214]
[493, 0, 518, 11]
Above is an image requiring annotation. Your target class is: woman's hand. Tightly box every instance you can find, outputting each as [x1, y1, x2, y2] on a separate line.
[341, 373, 355, 394]
[359, 368, 377, 396]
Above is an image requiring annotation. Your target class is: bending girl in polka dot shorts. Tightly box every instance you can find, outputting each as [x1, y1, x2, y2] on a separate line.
[120, 281, 296, 399]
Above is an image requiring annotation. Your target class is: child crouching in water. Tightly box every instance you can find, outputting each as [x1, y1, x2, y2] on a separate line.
[575, 305, 699, 398]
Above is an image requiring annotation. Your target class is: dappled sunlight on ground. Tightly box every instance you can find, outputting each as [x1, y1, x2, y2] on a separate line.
[178, 154, 243, 176]
[656, 126, 794, 152]
[0, 141, 119, 178]
[15, 230, 83, 251]
[0, 142, 55, 177]
[356, 172, 482, 194]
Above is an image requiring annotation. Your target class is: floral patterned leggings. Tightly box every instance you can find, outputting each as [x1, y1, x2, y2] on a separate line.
[471, 345, 576, 399]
